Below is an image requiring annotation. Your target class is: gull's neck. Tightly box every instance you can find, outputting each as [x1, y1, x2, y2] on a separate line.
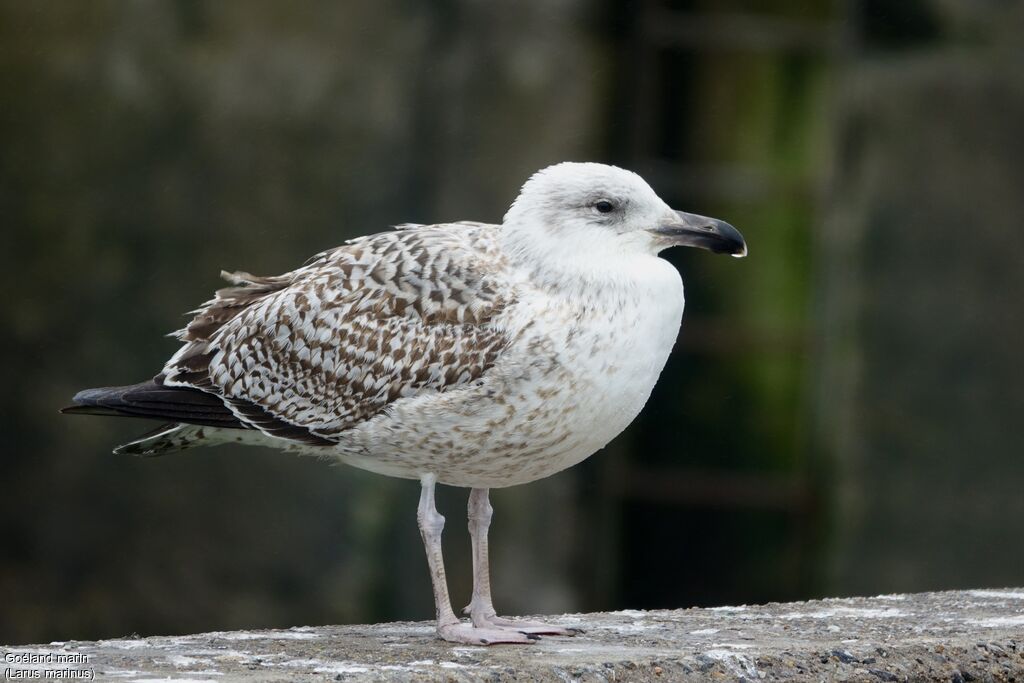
[498, 220, 670, 299]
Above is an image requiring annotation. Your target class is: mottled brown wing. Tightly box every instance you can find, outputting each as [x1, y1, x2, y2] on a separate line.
[161, 224, 513, 445]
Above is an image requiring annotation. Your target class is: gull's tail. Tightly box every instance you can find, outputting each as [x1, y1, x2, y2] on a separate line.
[112, 422, 211, 457]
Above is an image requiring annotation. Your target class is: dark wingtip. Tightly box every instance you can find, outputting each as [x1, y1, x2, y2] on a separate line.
[60, 404, 120, 416]
[71, 387, 108, 405]
[58, 380, 247, 429]
[62, 387, 118, 416]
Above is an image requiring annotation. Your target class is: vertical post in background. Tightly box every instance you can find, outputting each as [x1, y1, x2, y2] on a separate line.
[585, 0, 841, 610]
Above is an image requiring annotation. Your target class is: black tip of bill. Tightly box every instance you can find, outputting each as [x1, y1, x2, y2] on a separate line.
[653, 211, 748, 258]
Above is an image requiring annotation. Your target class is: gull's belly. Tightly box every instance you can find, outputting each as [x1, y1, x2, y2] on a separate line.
[333, 265, 685, 488]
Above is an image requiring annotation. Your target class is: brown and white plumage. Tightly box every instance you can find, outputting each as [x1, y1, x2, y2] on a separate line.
[163, 223, 514, 447]
[64, 162, 746, 644]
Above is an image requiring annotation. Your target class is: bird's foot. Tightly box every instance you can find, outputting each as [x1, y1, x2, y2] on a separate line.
[469, 612, 582, 637]
[437, 620, 539, 646]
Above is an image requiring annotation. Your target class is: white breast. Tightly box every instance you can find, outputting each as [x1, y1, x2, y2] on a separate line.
[538, 257, 685, 468]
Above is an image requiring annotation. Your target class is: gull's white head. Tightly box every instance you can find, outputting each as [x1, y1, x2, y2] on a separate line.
[502, 162, 746, 266]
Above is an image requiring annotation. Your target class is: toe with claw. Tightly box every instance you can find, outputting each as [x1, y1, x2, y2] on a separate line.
[438, 620, 539, 645]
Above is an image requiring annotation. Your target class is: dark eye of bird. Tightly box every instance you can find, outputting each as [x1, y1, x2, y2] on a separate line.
[595, 200, 615, 213]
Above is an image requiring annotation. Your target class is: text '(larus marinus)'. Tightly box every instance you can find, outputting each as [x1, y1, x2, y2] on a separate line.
[64, 162, 747, 645]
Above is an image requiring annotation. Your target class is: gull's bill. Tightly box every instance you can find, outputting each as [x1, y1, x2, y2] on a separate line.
[651, 210, 748, 258]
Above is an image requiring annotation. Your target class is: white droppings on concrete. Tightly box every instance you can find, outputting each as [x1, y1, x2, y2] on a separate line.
[968, 615, 1024, 628]
[611, 609, 647, 618]
[440, 661, 471, 669]
[273, 657, 371, 674]
[703, 649, 759, 678]
[166, 655, 202, 668]
[97, 639, 151, 650]
[367, 624, 434, 635]
[313, 663, 372, 675]
[611, 620, 652, 633]
[379, 662, 474, 672]
[872, 594, 908, 601]
[711, 642, 754, 649]
[968, 590, 1024, 600]
[206, 630, 319, 641]
[707, 606, 748, 613]
[778, 607, 907, 620]
[689, 628, 719, 635]
[211, 650, 287, 667]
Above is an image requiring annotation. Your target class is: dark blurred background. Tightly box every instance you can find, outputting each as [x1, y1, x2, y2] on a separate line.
[2, 0, 1022, 645]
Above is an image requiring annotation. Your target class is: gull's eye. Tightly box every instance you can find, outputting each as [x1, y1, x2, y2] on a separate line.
[594, 200, 615, 214]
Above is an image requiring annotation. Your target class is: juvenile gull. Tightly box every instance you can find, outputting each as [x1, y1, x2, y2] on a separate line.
[63, 162, 747, 645]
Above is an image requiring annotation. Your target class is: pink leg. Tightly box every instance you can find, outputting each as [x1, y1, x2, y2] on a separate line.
[463, 488, 579, 637]
[416, 476, 535, 645]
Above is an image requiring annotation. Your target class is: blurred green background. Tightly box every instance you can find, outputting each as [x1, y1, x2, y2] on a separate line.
[2, 0, 1022, 645]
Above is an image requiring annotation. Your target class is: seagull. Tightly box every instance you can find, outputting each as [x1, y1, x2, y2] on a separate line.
[63, 162, 746, 645]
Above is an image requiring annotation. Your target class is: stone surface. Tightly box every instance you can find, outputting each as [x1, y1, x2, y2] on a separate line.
[3, 589, 1023, 681]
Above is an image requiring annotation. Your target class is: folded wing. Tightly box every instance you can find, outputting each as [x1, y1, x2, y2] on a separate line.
[161, 223, 514, 445]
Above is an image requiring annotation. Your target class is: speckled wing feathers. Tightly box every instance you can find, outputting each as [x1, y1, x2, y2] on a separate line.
[162, 223, 514, 445]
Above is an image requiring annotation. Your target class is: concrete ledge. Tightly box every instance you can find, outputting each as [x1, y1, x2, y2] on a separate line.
[3, 590, 1023, 681]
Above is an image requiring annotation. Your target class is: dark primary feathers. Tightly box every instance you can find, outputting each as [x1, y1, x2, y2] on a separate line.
[62, 379, 244, 429]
